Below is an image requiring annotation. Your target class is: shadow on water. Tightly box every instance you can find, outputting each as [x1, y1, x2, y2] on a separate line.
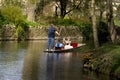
[0, 41, 118, 80]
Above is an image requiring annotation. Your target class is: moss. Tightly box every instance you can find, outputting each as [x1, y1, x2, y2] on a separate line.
[111, 52, 120, 74]
[82, 43, 120, 77]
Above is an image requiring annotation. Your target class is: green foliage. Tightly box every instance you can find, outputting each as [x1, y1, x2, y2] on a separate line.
[111, 51, 120, 73]
[97, 21, 109, 45]
[114, 19, 120, 26]
[0, 11, 8, 26]
[52, 19, 77, 26]
[25, 21, 44, 27]
[1, 6, 26, 26]
[78, 21, 109, 45]
[0, 5, 30, 41]
[99, 43, 118, 53]
[52, 17, 93, 42]
[16, 26, 26, 41]
[16, 19, 30, 41]
[79, 22, 93, 40]
[2, 0, 25, 8]
[94, 44, 120, 74]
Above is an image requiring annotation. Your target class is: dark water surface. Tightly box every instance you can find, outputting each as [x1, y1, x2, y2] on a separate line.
[0, 41, 117, 80]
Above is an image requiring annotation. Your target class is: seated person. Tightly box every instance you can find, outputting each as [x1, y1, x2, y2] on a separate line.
[55, 39, 64, 50]
[63, 37, 71, 45]
[64, 43, 73, 49]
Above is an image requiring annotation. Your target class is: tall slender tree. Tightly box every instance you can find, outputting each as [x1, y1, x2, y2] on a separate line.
[96, 0, 106, 22]
[91, 0, 99, 48]
[106, 0, 117, 43]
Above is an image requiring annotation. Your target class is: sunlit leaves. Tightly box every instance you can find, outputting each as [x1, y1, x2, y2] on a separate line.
[1, 6, 26, 25]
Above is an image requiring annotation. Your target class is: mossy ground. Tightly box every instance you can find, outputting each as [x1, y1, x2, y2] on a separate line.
[80, 43, 120, 78]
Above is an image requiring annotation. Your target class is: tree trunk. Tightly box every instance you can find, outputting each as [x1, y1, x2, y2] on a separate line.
[59, 0, 68, 19]
[55, 6, 58, 17]
[91, 0, 99, 48]
[26, 1, 36, 22]
[99, 10, 103, 22]
[60, 7, 66, 19]
[106, 0, 117, 43]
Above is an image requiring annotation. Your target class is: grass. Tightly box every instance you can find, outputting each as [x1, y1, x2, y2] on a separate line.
[79, 41, 120, 76]
[92, 43, 120, 76]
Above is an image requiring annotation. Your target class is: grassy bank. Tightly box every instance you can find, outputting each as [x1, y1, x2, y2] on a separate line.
[80, 43, 120, 79]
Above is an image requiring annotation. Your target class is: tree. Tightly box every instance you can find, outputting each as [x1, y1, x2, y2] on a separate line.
[25, 0, 39, 21]
[91, 0, 99, 48]
[55, 0, 84, 19]
[35, 0, 53, 21]
[95, 0, 106, 22]
[106, 0, 117, 43]
[35, 0, 91, 19]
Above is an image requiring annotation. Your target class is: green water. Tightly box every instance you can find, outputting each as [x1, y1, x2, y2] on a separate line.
[0, 41, 117, 80]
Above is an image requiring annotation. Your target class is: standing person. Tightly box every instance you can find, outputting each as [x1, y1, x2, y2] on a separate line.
[46, 24, 60, 51]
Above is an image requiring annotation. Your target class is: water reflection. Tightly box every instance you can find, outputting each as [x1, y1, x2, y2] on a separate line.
[22, 41, 46, 80]
[45, 52, 117, 80]
[0, 41, 118, 80]
[46, 52, 83, 80]
[0, 41, 26, 80]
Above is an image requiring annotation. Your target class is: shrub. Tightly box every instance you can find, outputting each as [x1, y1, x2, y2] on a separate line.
[79, 22, 93, 40]
[0, 11, 8, 26]
[1, 6, 26, 26]
[15, 19, 29, 41]
[16, 26, 26, 41]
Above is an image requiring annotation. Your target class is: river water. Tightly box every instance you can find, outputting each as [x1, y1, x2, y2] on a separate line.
[0, 41, 117, 80]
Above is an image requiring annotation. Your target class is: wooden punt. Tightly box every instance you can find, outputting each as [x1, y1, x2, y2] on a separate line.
[44, 43, 85, 53]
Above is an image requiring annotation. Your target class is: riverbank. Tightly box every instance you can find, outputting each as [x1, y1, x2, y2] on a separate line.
[0, 25, 83, 41]
[80, 43, 120, 79]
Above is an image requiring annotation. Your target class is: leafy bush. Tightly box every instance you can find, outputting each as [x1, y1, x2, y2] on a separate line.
[1, 6, 26, 26]
[16, 26, 26, 41]
[0, 11, 8, 26]
[89, 44, 120, 74]
[79, 21, 109, 45]
[15, 19, 29, 41]
[79, 22, 93, 40]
